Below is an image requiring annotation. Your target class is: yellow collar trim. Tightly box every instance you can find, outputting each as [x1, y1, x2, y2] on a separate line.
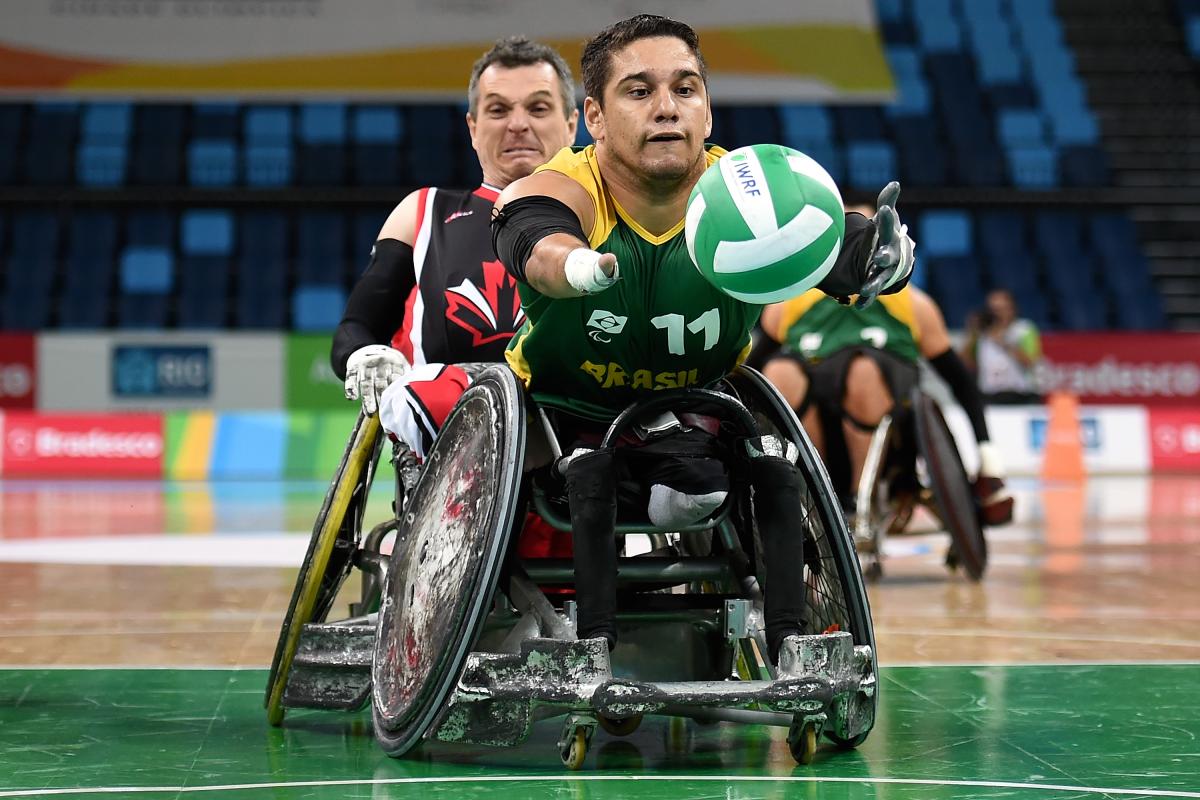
[610, 195, 685, 245]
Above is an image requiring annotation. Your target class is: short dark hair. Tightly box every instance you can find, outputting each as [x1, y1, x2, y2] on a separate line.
[467, 36, 576, 118]
[581, 14, 708, 106]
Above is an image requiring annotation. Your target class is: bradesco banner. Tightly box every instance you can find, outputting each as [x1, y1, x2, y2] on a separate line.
[0, 412, 164, 478]
[1149, 408, 1200, 472]
[0, 0, 892, 102]
[0, 333, 35, 409]
[1037, 333, 1200, 406]
[285, 334, 345, 411]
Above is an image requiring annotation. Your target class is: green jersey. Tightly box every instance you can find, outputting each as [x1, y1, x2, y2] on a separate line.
[770, 288, 921, 363]
[506, 145, 760, 421]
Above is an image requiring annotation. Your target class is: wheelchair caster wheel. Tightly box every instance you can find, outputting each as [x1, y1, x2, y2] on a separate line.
[561, 728, 588, 770]
[788, 720, 819, 765]
[598, 714, 642, 737]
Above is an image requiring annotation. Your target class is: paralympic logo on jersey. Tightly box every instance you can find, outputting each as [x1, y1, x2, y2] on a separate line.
[586, 310, 627, 343]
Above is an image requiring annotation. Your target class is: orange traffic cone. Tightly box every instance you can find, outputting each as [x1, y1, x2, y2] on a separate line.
[1040, 391, 1086, 482]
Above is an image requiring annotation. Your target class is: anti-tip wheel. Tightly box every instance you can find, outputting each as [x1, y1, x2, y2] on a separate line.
[788, 720, 819, 765]
[598, 714, 643, 737]
[561, 728, 588, 770]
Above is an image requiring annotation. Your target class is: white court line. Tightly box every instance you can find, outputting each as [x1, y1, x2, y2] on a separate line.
[1, 775, 1198, 798]
[882, 627, 1200, 650]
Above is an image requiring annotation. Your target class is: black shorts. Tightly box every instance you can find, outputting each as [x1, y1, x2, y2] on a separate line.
[783, 346, 918, 496]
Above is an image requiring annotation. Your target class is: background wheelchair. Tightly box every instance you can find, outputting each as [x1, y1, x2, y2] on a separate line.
[264, 365, 878, 768]
[852, 386, 988, 582]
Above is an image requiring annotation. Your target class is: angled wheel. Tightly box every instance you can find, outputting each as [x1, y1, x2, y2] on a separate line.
[265, 411, 384, 725]
[372, 366, 527, 757]
[726, 367, 877, 748]
[913, 390, 987, 581]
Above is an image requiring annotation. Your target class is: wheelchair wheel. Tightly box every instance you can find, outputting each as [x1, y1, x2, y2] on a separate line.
[265, 411, 383, 725]
[727, 367, 877, 747]
[372, 366, 527, 757]
[913, 391, 987, 581]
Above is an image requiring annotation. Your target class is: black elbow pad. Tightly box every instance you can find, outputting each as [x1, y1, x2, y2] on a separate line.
[491, 195, 589, 282]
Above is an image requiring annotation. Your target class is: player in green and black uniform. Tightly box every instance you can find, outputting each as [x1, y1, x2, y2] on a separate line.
[491, 15, 916, 658]
[761, 284, 1013, 524]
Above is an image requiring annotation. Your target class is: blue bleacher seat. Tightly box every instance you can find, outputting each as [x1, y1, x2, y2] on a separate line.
[300, 104, 346, 144]
[353, 106, 402, 143]
[245, 144, 292, 186]
[1188, 18, 1200, 59]
[120, 247, 174, 293]
[292, 284, 345, 331]
[182, 210, 234, 256]
[997, 109, 1045, 147]
[298, 103, 347, 186]
[188, 140, 237, 186]
[1007, 145, 1057, 188]
[245, 106, 294, 186]
[1048, 109, 1099, 145]
[76, 143, 127, 186]
[846, 142, 897, 189]
[920, 210, 972, 257]
[81, 104, 132, 144]
[778, 105, 833, 146]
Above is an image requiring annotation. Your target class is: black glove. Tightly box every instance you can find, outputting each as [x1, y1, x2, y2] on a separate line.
[854, 182, 916, 309]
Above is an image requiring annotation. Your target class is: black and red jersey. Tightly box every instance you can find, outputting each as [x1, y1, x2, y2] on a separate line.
[391, 185, 525, 365]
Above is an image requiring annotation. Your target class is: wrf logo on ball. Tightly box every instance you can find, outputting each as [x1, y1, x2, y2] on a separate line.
[685, 144, 845, 304]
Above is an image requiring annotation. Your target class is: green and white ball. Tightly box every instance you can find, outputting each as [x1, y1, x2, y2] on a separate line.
[685, 144, 845, 304]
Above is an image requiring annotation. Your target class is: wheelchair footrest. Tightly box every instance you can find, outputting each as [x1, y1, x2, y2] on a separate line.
[431, 631, 875, 748]
[282, 622, 374, 711]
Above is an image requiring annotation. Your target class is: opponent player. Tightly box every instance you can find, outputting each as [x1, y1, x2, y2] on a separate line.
[760, 281, 1014, 526]
[490, 14, 916, 657]
[331, 36, 578, 457]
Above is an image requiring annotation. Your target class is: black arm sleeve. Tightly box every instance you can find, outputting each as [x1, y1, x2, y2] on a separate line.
[816, 212, 911, 300]
[330, 239, 416, 381]
[929, 347, 991, 443]
[491, 195, 589, 282]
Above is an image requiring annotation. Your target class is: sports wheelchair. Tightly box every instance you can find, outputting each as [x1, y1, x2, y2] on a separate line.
[851, 387, 988, 582]
[264, 365, 877, 768]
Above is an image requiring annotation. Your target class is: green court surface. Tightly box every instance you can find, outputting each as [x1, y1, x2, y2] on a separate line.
[2, 664, 1197, 799]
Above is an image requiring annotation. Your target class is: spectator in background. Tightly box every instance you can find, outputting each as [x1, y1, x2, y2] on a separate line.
[962, 289, 1043, 405]
[331, 35, 578, 457]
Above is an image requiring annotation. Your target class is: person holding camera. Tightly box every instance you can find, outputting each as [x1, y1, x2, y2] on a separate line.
[962, 289, 1043, 405]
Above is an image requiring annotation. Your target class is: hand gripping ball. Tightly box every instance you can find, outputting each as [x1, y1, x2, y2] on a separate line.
[685, 144, 845, 304]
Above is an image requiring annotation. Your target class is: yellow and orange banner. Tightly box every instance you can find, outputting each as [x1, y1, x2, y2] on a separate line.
[0, 0, 893, 102]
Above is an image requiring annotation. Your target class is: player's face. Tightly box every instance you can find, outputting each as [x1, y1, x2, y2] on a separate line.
[468, 62, 578, 188]
[987, 291, 1015, 324]
[586, 36, 712, 183]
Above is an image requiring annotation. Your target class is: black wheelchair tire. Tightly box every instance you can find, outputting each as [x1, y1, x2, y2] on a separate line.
[265, 411, 383, 725]
[371, 366, 527, 758]
[913, 391, 988, 581]
[728, 367, 878, 748]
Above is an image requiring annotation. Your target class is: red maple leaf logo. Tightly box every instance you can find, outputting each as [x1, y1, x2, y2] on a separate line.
[443, 259, 525, 347]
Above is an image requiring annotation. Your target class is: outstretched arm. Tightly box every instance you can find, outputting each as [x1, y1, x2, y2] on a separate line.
[492, 171, 617, 298]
